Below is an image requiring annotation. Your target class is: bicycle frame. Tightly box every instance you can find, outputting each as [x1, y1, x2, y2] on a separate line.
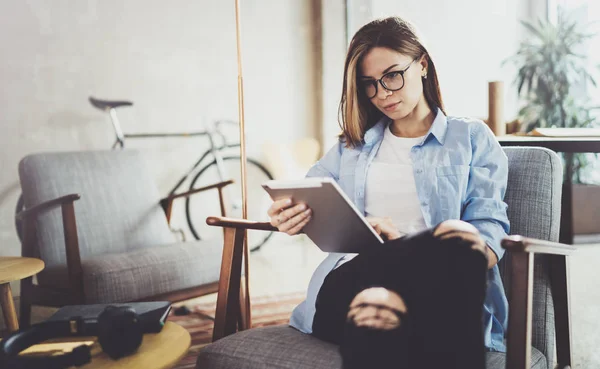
[106, 106, 241, 199]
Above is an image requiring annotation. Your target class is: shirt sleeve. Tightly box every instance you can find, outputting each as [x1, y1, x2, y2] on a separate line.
[462, 122, 510, 261]
[305, 140, 344, 179]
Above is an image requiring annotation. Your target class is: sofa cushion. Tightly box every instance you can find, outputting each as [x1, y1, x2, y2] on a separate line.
[196, 325, 548, 369]
[39, 239, 221, 303]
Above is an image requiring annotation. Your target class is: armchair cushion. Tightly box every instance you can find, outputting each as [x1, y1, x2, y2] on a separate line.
[39, 239, 222, 303]
[197, 326, 342, 369]
[196, 325, 548, 369]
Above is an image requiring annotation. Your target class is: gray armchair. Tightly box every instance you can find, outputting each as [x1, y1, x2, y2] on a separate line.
[196, 147, 575, 369]
[16, 149, 230, 327]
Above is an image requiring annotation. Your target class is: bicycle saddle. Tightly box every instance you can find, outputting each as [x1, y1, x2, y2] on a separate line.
[89, 96, 133, 111]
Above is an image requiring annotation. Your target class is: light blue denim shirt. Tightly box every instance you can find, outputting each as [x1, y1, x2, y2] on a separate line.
[289, 108, 510, 352]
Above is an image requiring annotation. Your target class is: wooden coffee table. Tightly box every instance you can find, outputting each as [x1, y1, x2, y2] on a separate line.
[0, 256, 44, 332]
[21, 321, 191, 369]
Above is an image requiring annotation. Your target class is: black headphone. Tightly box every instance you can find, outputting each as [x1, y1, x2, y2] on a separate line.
[0, 305, 163, 369]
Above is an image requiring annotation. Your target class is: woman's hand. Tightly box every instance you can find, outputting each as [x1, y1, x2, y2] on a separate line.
[366, 217, 402, 241]
[267, 198, 312, 236]
[433, 220, 495, 267]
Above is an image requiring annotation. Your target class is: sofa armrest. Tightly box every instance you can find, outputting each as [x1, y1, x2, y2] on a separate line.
[15, 194, 81, 220]
[160, 180, 234, 223]
[502, 234, 574, 369]
[206, 216, 278, 232]
[16, 193, 84, 301]
[502, 235, 576, 255]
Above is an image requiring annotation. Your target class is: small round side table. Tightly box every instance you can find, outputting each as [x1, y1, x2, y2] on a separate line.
[20, 321, 191, 369]
[0, 256, 44, 332]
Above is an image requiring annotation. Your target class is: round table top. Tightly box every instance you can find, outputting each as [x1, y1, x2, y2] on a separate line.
[84, 322, 191, 369]
[21, 322, 191, 369]
[0, 256, 44, 284]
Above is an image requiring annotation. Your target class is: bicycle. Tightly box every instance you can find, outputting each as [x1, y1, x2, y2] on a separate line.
[15, 97, 275, 252]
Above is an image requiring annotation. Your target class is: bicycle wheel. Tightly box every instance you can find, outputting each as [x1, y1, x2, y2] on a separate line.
[185, 156, 275, 252]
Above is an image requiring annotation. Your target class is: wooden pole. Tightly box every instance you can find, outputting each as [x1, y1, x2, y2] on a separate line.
[234, 0, 251, 329]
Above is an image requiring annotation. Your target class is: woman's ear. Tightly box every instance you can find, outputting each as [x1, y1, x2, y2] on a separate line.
[419, 54, 429, 77]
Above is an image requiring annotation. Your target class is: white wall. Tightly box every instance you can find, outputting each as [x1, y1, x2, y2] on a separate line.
[362, 0, 532, 122]
[0, 0, 317, 290]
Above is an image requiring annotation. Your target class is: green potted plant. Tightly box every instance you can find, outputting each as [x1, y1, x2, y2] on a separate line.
[508, 10, 597, 133]
[506, 9, 600, 239]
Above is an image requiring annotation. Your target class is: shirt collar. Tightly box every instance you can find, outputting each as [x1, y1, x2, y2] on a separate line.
[427, 108, 448, 145]
[364, 116, 388, 146]
[364, 107, 448, 146]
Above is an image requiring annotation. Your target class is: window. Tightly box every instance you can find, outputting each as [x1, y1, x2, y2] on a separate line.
[549, 0, 600, 106]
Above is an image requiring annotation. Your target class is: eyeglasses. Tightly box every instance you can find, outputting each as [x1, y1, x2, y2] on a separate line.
[359, 60, 416, 99]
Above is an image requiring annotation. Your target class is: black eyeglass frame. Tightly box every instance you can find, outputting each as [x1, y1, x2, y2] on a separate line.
[360, 59, 418, 99]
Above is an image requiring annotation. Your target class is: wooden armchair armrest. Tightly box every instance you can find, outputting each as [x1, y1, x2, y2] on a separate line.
[207, 215, 282, 341]
[15, 194, 81, 220]
[206, 216, 277, 232]
[159, 180, 234, 223]
[502, 235, 576, 255]
[16, 193, 84, 302]
[501, 235, 575, 369]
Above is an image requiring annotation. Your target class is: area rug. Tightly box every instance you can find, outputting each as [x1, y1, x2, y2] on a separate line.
[168, 291, 306, 369]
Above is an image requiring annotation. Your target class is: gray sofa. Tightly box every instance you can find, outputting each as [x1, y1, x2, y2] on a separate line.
[17, 149, 231, 326]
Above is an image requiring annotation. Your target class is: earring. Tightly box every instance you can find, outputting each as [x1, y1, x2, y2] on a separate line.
[422, 73, 428, 80]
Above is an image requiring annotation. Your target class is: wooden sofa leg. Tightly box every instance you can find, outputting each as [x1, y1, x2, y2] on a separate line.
[238, 276, 250, 331]
[551, 254, 573, 368]
[19, 277, 32, 328]
[213, 227, 246, 341]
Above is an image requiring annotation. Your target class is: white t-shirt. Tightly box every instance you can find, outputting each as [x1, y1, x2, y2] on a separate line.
[365, 126, 428, 234]
[336, 125, 428, 267]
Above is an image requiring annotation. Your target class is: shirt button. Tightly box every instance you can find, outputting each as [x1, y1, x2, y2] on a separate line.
[421, 202, 428, 206]
[416, 169, 423, 174]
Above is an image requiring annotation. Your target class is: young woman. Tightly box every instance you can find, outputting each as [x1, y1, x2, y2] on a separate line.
[267, 16, 509, 368]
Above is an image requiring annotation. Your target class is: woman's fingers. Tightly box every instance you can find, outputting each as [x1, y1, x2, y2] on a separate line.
[284, 211, 312, 235]
[366, 217, 384, 232]
[274, 203, 307, 227]
[266, 197, 312, 235]
[268, 200, 305, 224]
[437, 230, 487, 254]
[280, 203, 307, 222]
[367, 217, 401, 240]
[267, 198, 292, 217]
[280, 208, 312, 235]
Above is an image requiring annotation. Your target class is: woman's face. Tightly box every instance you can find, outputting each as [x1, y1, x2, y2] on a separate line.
[358, 47, 426, 121]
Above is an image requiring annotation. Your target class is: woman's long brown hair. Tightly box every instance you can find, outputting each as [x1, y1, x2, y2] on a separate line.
[338, 16, 445, 147]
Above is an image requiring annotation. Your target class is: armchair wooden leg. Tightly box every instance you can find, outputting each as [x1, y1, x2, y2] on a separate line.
[238, 276, 250, 331]
[20, 217, 36, 329]
[506, 252, 534, 369]
[0, 283, 19, 333]
[18, 277, 33, 329]
[550, 254, 573, 368]
[213, 227, 246, 341]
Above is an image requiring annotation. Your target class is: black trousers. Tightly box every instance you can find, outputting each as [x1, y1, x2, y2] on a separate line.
[312, 228, 488, 369]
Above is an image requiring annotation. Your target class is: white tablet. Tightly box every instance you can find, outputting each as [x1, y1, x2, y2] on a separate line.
[262, 177, 384, 253]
